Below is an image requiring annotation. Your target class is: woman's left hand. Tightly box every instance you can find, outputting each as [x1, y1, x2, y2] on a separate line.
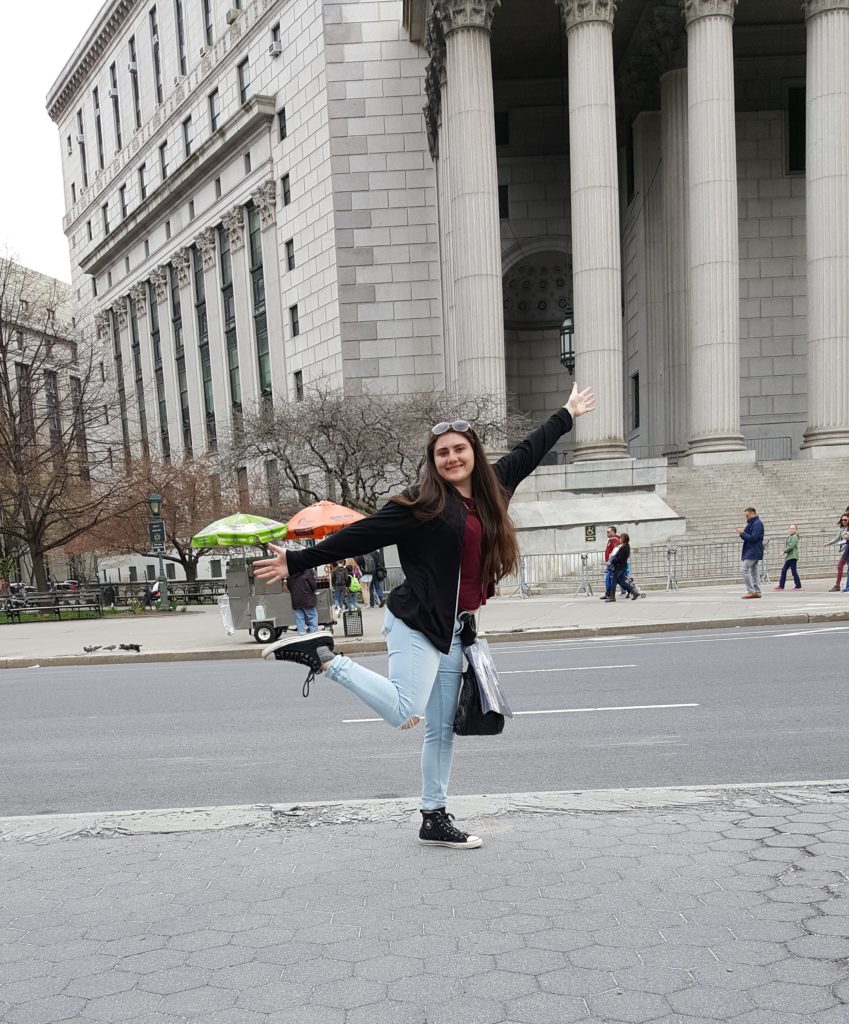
[565, 383, 596, 418]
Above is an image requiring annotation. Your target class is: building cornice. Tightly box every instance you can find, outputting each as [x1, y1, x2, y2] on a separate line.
[47, 1, 138, 124]
[802, 0, 849, 18]
[78, 95, 276, 277]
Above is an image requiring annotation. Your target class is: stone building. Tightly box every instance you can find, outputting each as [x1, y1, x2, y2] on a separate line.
[46, 0, 849, 517]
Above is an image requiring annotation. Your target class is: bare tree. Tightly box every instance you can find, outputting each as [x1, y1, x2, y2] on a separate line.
[0, 257, 128, 589]
[225, 384, 532, 514]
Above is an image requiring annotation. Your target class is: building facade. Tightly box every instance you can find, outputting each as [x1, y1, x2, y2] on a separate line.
[48, 0, 849, 500]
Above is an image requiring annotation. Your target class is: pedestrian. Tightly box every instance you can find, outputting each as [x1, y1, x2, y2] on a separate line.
[604, 532, 638, 601]
[345, 558, 362, 610]
[600, 525, 620, 600]
[330, 561, 348, 612]
[142, 579, 160, 608]
[823, 513, 849, 591]
[287, 568, 319, 634]
[738, 506, 764, 599]
[366, 549, 388, 608]
[254, 383, 596, 850]
[774, 525, 801, 591]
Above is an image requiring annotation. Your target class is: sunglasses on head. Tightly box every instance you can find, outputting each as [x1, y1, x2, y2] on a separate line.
[432, 419, 471, 436]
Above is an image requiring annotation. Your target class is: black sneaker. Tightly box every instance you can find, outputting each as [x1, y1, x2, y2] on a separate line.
[419, 809, 482, 849]
[262, 630, 335, 697]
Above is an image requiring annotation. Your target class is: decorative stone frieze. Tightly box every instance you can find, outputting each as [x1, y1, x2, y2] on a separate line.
[94, 310, 111, 342]
[802, 0, 849, 17]
[195, 228, 217, 271]
[111, 300, 128, 329]
[173, 248, 192, 287]
[250, 180, 277, 229]
[223, 206, 246, 252]
[556, 0, 617, 32]
[150, 266, 169, 303]
[129, 281, 148, 316]
[681, 0, 737, 26]
[434, 0, 500, 35]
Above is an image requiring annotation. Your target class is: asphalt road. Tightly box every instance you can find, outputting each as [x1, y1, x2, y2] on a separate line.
[2, 623, 848, 816]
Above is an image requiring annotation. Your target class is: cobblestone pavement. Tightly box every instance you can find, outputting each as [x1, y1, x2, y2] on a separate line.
[2, 787, 849, 1023]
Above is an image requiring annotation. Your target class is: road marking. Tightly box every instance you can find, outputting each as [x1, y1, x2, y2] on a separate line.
[342, 702, 699, 724]
[500, 664, 637, 674]
[772, 626, 849, 637]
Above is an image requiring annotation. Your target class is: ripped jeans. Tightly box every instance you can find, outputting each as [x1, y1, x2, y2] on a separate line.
[323, 608, 463, 810]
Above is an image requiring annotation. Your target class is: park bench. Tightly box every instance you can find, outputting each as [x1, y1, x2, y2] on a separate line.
[1, 591, 102, 624]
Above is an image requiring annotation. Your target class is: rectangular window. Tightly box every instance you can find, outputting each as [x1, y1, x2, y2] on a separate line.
[44, 371, 62, 450]
[210, 558, 222, 578]
[182, 115, 193, 156]
[129, 36, 142, 128]
[285, 238, 295, 271]
[247, 202, 272, 398]
[498, 184, 509, 220]
[110, 62, 122, 150]
[290, 303, 300, 337]
[494, 110, 509, 147]
[208, 88, 220, 132]
[170, 262, 192, 456]
[277, 107, 287, 141]
[93, 86, 104, 170]
[119, 184, 127, 219]
[271, 22, 281, 45]
[130, 566, 139, 583]
[71, 182, 77, 204]
[76, 109, 88, 188]
[265, 459, 279, 509]
[174, 0, 187, 76]
[166, 563, 175, 580]
[125, 256, 131, 274]
[66, 134, 72, 155]
[188, 199, 195, 219]
[203, 0, 213, 46]
[138, 162, 147, 200]
[159, 140, 168, 180]
[237, 467, 249, 512]
[144, 239, 149, 257]
[243, 152, 251, 174]
[631, 372, 640, 431]
[166, 218, 171, 239]
[214, 176, 221, 198]
[102, 202, 110, 234]
[107, 271, 113, 288]
[294, 369, 303, 401]
[87, 219, 92, 241]
[281, 172, 291, 206]
[788, 85, 806, 174]
[238, 58, 250, 105]
[150, 6, 163, 105]
[218, 224, 242, 414]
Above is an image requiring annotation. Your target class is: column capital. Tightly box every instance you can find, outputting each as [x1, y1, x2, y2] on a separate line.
[682, 0, 737, 27]
[94, 310, 111, 341]
[434, 0, 500, 35]
[556, 0, 617, 32]
[172, 247, 192, 287]
[250, 180, 277, 229]
[223, 206, 246, 253]
[111, 299, 128, 329]
[194, 227, 217, 270]
[129, 281, 148, 316]
[802, 0, 849, 19]
[150, 266, 169, 303]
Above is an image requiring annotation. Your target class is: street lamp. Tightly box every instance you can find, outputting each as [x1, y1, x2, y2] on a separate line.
[560, 310, 575, 376]
[147, 491, 171, 610]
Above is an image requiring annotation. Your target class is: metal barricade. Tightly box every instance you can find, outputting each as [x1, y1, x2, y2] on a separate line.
[573, 554, 594, 597]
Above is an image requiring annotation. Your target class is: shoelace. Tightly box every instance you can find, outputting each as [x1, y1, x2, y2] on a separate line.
[302, 669, 315, 698]
[436, 812, 468, 841]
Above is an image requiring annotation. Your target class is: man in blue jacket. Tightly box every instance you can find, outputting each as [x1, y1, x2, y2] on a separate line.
[738, 507, 765, 598]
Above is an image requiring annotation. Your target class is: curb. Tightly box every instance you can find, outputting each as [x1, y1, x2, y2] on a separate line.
[2, 608, 847, 670]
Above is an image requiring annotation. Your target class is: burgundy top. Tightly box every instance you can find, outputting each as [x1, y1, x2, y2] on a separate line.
[458, 497, 488, 612]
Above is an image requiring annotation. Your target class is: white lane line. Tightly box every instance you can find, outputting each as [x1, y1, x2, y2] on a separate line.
[772, 626, 849, 637]
[500, 664, 637, 674]
[342, 702, 699, 724]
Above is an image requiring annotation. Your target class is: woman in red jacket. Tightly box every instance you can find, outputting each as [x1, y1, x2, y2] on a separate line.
[254, 384, 596, 849]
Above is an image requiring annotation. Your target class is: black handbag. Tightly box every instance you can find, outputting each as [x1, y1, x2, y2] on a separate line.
[453, 661, 505, 736]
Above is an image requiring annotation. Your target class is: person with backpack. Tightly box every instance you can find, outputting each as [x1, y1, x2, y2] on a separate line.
[330, 562, 348, 612]
[288, 568, 319, 633]
[253, 383, 596, 850]
[367, 549, 387, 607]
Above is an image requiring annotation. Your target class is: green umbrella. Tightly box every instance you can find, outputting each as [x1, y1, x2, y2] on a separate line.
[191, 513, 288, 548]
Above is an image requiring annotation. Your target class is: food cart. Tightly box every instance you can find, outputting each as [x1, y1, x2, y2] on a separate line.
[222, 557, 334, 643]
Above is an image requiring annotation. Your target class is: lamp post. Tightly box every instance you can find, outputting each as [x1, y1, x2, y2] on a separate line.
[147, 491, 171, 611]
[560, 311, 575, 375]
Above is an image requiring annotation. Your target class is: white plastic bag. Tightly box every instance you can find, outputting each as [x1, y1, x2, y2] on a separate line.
[217, 594, 235, 636]
[462, 638, 512, 717]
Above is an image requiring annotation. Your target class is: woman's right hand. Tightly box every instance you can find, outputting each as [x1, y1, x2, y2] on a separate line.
[253, 543, 289, 583]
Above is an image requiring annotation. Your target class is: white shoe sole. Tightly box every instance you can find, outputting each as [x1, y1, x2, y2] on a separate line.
[419, 836, 483, 849]
[261, 630, 334, 661]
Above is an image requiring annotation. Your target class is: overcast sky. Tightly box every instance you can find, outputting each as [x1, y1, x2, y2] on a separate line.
[0, 0, 106, 282]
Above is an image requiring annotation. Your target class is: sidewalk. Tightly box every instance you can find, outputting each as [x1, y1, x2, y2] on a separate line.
[2, 581, 848, 668]
[2, 782, 848, 1023]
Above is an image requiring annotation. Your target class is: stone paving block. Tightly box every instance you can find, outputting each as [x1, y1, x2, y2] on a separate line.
[6, 994, 88, 1024]
[186, 944, 255, 969]
[236, 979, 312, 1012]
[461, 968, 538, 1001]
[505, 990, 589, 1023]
[690, 961, 771, 990]
[343, 998, 427, 1024]
[205, 962, 281, 990]
[137, 964, 213, 994]
[82, 988, 165, 1020]
[568, 944, 644, 971]
[612, 965, 693, 994]
[813, 1006, 849, 1024]
[64, 969, 140, 998]
[354, 953, 421, 982]
[311, 975, 387, 1008]
[0, 973, 66, 1004]
[787, 933, 849, 958]
[588, 988, 672, 1022]
[158, 984, 239, 1017]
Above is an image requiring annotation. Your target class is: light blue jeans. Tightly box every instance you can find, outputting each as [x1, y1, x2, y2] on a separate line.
[324, 608, 463, 810]
[293, 607, 318, 634]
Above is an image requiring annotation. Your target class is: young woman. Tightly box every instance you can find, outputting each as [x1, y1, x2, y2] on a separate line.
[604, 532, 637, 601]
[254, 383, 596, 850]
[824, 514, 849, 591]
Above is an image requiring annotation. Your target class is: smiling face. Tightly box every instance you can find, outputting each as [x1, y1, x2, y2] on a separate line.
[432, 431, 475, 494]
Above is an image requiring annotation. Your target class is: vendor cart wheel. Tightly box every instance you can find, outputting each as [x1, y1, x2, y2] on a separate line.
[274, 627, 285, 640]
[254, 624, 275, 644]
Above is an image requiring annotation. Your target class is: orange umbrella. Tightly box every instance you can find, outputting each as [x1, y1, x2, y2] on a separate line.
[286, 500, 365, 540]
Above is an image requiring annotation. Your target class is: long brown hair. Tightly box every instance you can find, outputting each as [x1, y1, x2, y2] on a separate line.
[391, 427, 520, 585]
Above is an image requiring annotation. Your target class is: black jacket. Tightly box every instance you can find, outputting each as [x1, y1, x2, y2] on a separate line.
[287, 569, 317, 609]
[286, 409, 573, 652]
[610, 543, 630, 570]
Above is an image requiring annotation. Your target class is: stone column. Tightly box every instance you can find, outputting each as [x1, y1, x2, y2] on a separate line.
[173, 246, 206, 455]
[661, 66, 690, 456]
[149, 266, 180, 460]
[436, 0, 505, 413]
[251, 180, 287, 402]
[223, 204, 260, 411]
[801, 0, 849, 456]
[557, 0, 627, 459]
[683, 0, 749, 461]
